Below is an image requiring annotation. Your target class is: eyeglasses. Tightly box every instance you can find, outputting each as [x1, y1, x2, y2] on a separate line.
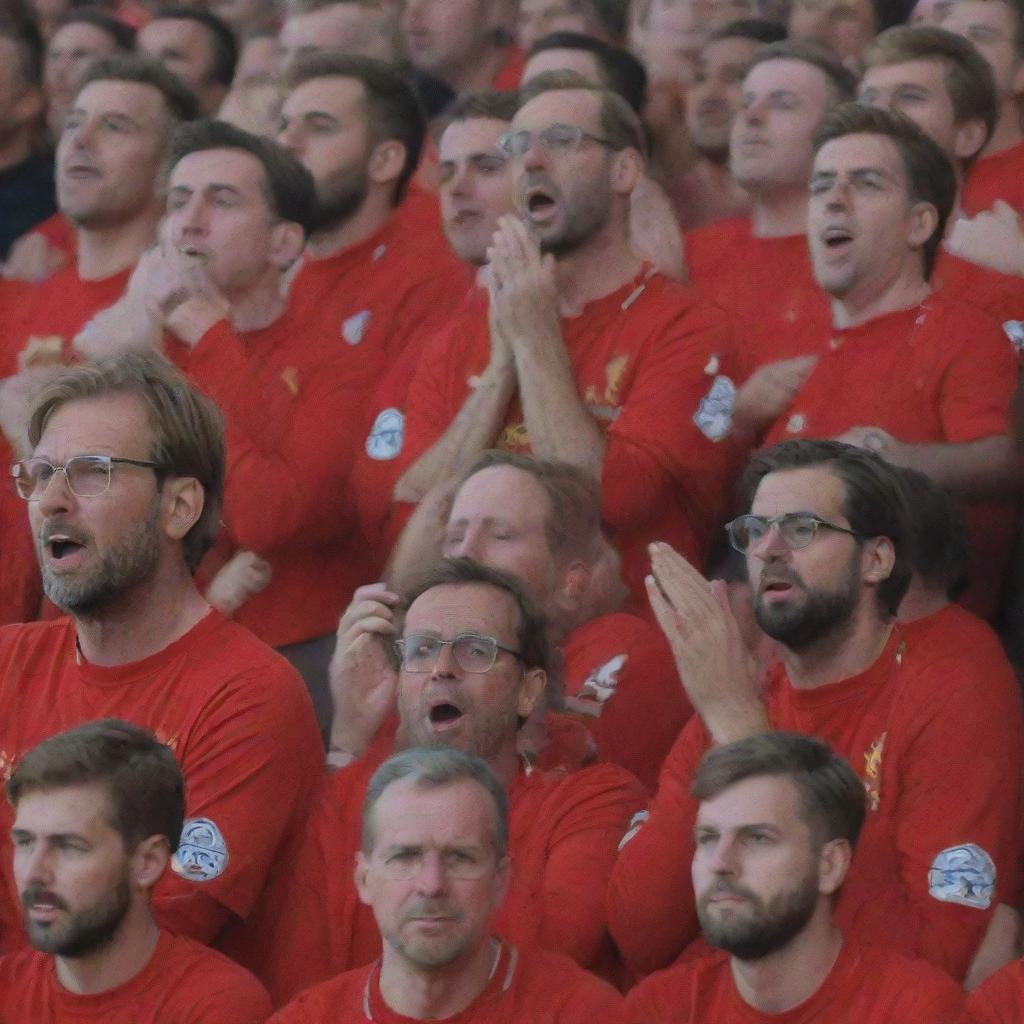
[376, 847, 496, 881]
[725, 513, 862, 554]
[496, 123, 615, 158]
[395, 633, 522, 674]
[10, 455, 163, 501]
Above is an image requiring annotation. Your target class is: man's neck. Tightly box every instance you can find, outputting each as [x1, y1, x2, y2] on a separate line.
[749, 184, 808, 239]
[75, 209, 161, 281]
[984, 100, 1024, 156]
[554, 218, 643, 315]
[896, 577, 950, 623]
[55, 909, 159, 996]
[781, 603, 894, 690]
[731, 915, 843, 1014]
[228, 270, 288, 333]
[830, 263, 931, 329]
[73, 564, 211, 667]
[379, 936, 499, 1019]
[305, 194, 394, 260]
[442, 45, 508, 95]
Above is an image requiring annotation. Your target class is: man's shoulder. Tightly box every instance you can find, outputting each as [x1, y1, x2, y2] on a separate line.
[515, 759, 645, 817]
[685, 216, 751, 260]
[564, 611, 659, 653]
[0, 617, 72, 661]
[847, 944, 964, 1009]
[625, 948, 731, 1013]
[270, 964, 370, 1022]
[160, 931, 269, 992]
[179, 611, 302, 683]
[511, 944, 623, 1012]
[0, 946, 48, 980]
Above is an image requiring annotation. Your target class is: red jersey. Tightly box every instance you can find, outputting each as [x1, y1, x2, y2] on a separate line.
[395, 268, 739, 605]
[253, 734, 644, 1004]
[624, 942, 965, 1023]
[0, 489, 38, 626]
[286, 211, 470, 378]
[166, 307, 381, 647]
[267, 942, 623, 1024]
[607, 623, 1024, 980]
[23, 211, 77, 264]
[967, 957, 1024, 1023]
[684, 216, 830, 368]
[560, 612, 692, 792]
[492, 46, 526, 90]
[961, 142, 1024, 217]
[0, 613, 323, 954]
[760, 294, 1017, 617]
[0, 930, 271, 1024]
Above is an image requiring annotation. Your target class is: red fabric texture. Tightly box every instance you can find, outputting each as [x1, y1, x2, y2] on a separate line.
[624, 943, 965, 1023]
[961, 142, 1024, 216]
[268, 943, 623, 1024]
[967, 956, 1024, 1023]
[0, 613, 323, 954]
[0, 931, 271, 1023]
[607, 620, 1024, 981]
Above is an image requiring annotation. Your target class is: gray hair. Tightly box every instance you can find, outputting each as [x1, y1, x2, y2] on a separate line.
[361, 747, 509, 857]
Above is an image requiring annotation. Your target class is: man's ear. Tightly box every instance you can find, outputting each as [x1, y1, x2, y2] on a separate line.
[907, 200, 939, 251]
[550, 559, 592, 620]
[132, 834, 170, 891]
[611, 148, 644, 196]
[818, 837, 853, 896]
[516, 667, 547, 720]
[860, 535, 896, 589]
[162, 477, 205, 545]
[354, 851, 372, 906]
[368, 139, 408, 188]
[953, 116, 989, 164]
[269, 220, 306, 270]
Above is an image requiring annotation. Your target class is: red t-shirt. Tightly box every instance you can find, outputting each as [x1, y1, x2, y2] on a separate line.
[166, 308, 381, 647]
[967, 956, 1024, 1023]
[286, 211, 470, 377]
[684, 216, 831, 368]
[395, 268, 739, 606]
[25, 211, 77, 263]
[0, 930, 271, 1023]
[759, 294, 1017, 617]
[624, 942, 965, 1023]
[961, 142, 1024, 217]
[492, 46, 526, 90]
[252, 734, 644, 1005]
[607, 622, 1024, 981]
[0, 613, 323, 955]
[559, 612, 692, 793]
[268, 942, 623, 1024]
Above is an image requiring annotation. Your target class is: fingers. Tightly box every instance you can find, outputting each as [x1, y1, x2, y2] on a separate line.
[352, 582, 399, 605]
[649, 541, 720, 619]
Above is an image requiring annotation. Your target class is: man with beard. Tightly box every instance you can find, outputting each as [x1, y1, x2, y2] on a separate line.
[267, 748, 624, 1023]
[624, 733, 965, 1022]
[0, 354, 322, 956]
[393, 73, 736, 608]
[277, 54, 469, 392]
[247, 558, 644, 1004]
[608, 439, 1024, 982]
[0, 719, 271, 1022]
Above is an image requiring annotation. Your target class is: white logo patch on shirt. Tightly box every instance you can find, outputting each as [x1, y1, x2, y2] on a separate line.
[580, 654, 627, 704]
[693, 375, 735, 442]
[342, 310, 371, 345]
[172, 818, 229, 883]
[786, 413, 806, 434]
[619, 810, 649, 851]
[366, 407, 405, 461]
[1003, 320, 1024, 356]
[928, 843, 995, 909]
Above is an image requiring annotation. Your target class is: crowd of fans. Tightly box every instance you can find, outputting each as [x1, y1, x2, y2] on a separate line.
[1, 0, 1023, 1020]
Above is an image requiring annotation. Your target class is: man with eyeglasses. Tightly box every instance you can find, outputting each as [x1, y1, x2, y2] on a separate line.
[608, 438, 1024, 984]
[0, 352, 323, 958]
[246, 557, 644, 1005]
[392, 71, 736, 610]
[267, 747, 623, 1023]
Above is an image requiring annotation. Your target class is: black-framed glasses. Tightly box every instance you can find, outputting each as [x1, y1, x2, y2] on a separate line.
[395, 633, 522, 674]
[10, 455, 163, 501]
[496, 123, 615, 158]
[725, 513, 862, 554]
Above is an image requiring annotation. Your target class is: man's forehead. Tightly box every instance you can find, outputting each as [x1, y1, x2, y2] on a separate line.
[814, 131, 907, 175]
[373, 778, 497, 845]
[36, 392, 153, 454]
[861, 57, 949, 92]
[513, 88, 601, 130]
[405, 581, 519, 629]
[945, 0, 1016, 28]
[142, 18, 207, 47]
[704, 35, 761, 68]
[51, 22, 117, 52]
[697, 773, 803, 826]
[14, 783, 113, 833]
[439, 116, 509, 159]
[751, 465, 847, 515]
[75, 79, 165, 119]
[286, 74, 366, 114]
[746, 57, 829, 95]
[171, 146, 266, 190]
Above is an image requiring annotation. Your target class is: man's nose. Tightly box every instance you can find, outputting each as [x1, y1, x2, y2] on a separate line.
[413, 849, 448, 895]
[35, 468, 76, 518]
[430, 641, 460, 678]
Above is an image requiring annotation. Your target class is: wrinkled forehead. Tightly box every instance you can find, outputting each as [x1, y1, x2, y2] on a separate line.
[403, 581, 521, 641]
[169, 146, 269, 200]
[813, 130, 909, 182]
[512, 87, 602, 133]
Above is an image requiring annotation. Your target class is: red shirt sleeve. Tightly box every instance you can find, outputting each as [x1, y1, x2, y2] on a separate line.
[967, 959, 1024, 1024]
[606, 715, 712, 976]
[153, 661, 324, 942]
[182, 320, 377, 553]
